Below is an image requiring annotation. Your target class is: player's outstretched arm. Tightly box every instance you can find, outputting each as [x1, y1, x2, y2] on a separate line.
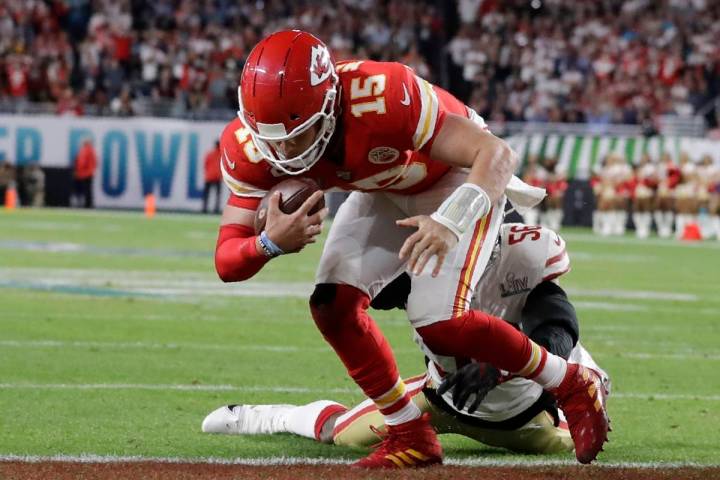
[215, 198, 268, 282]
[397, 114, 518, 276]
[214, 191, 327, 282]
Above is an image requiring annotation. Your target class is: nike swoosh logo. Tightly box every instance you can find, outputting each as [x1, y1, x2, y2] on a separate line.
[400, 83, 410, 106]
[223, 149, 236, 170]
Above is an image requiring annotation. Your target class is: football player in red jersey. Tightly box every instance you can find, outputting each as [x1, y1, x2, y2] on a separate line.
[214, 30, 609, 467]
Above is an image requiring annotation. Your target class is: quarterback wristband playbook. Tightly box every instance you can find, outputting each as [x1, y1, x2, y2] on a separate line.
[259, 231, 285, 258]
[430, 183, 491, 239]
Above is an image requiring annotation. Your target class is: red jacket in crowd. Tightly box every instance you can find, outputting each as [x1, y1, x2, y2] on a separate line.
[74, 142, 97, 180]
[204, 146, 222, 183]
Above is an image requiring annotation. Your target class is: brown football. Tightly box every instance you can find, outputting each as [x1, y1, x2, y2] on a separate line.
[254, 178, 325, 234]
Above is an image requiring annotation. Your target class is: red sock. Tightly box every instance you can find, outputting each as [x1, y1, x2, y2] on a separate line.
[310, 284, 414, 416]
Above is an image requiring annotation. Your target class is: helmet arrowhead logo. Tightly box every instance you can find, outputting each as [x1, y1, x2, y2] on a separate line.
[310, 45, 332, 86]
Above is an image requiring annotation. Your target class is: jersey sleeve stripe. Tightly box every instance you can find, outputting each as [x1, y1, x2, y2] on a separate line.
[545, 248, 567, 267]
[412, 75, 439, 150]
[543, 250, 570, 279]
[543, 266, 571, 282]
[220, 158, 266, 198]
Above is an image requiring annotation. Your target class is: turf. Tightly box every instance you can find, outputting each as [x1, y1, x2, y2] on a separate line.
[1, 208, 719, 465]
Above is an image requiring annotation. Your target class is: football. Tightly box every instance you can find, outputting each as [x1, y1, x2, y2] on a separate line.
[253, 178, 325, 234]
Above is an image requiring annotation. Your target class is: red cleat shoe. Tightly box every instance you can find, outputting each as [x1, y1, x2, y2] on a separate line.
[551, 363, 610, 464]
[352, 413, 443, 469]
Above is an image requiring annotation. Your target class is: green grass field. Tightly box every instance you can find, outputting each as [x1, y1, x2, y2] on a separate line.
[1, 209, 719, 466]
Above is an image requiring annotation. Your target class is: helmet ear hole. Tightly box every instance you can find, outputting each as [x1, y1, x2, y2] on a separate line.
[290, 114, 301, 121]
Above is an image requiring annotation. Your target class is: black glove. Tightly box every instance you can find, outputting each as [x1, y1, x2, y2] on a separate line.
[436, 362, 500, 414]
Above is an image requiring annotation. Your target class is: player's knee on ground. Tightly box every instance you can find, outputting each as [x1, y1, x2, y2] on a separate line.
[511, 412, 574, 454]
[309, 283, 369, 337]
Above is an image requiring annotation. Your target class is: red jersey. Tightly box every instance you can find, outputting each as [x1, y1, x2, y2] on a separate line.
[74, 144, 97, 180]
[204, 148, 222, 182]
[220, 60, 479, 201]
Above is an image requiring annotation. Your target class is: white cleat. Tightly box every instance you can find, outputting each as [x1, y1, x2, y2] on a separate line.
[201, 404, 295, 435]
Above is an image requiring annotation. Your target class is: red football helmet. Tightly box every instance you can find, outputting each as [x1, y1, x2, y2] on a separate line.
[238, 30, 339, 175]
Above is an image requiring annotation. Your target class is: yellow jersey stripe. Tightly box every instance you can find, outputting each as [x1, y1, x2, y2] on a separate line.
[452, 216, 488, 316]
[412, 75, 439, 150]
[418, 79, 438, 148]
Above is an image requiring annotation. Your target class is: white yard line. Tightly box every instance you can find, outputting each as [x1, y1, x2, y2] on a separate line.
[567, 289, 697, 302]
[570, 252, 658, 263]
[1, 268, 708, 304]
[0, 339, 323, 353]
[560, 232, 720, 250]
[0, 383, 357, 394]
[572, 301, 649, 312]
[0, 382, 718, 401]
[0, 454, 716, 469]
[3, 339, 718, 360]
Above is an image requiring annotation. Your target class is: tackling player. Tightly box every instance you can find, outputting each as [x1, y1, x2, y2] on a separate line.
[203, 224, 611, 458]
[214, 30, 608, 467]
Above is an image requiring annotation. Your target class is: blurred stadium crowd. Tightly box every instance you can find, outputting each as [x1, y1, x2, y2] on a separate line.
[1, 0, 719, 126]
[1, 0, 719, 239]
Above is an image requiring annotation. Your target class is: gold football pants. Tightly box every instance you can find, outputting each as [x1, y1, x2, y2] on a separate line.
[333, 387, 573, 454]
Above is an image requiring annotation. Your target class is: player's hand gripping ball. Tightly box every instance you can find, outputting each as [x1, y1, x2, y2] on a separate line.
[254, 178, 327, 253]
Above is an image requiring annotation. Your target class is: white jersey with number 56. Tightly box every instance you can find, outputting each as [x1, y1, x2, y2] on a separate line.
[417, 224, 610, 422]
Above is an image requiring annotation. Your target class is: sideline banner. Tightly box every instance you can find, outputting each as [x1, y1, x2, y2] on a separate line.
[2, 114, 719, 210]
[0, 114, 228, 210]
[505, 133, 720, 179]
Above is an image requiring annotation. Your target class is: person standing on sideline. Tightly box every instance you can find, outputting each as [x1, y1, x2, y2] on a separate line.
[203, 140, 222, 214]
[73, 138, 97, 208]
[0, 160, 16, 203]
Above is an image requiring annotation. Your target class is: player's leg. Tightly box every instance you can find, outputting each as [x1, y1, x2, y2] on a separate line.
[201, 400, 347, 441]
[401, 178, 608, 463]
[453, 410, 573, 454]
[311, 191, 442, 467]
[332, 374, 430, 448]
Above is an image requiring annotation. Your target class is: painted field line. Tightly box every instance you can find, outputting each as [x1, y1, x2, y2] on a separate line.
[0, 340, 326, 353]
[0, 454, 717, 469]
[3, 339, 718, 360]
[570, 251, 657, 263]
[1, 383, 718, 401]
[0, 383, 358, 394]
[0, 241, 210, 259]
[573, 301, 648, 312]
[560, 232, 720, 250]
[4, 207, 221, 223]
[567, 289, 697, 302]
[0, 268, 707, 303]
